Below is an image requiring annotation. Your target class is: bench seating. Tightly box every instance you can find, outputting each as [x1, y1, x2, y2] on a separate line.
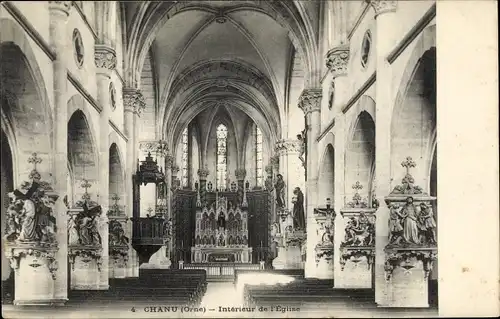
[243, 278, 374, 308]
[69, 269, 207, 306]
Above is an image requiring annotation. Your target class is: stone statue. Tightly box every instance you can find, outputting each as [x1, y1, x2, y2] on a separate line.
[297, 129, 306, 168]
[292, 187, 306, 231]
[399, 196, 420, 245]
[89, 216, 102, 245]
[18, 199, 38, 242]
[162, 218, 172, 238]
[4, 204, 21, 241]
[388, 203, 404, 245]
[78, 216, 93, 245]
[109, 220, 129, 246]
[418, 203, 437, 245]
[321, 224, 333, 244]
[274, 174, 286, 208]
[68, 215, 80, 246]
[343, 213, 374, 246]
[217, 211, 226, 230]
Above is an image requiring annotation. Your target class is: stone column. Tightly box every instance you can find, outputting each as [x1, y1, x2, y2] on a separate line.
[123, 88, 145, 277]
[367, 0, 400, 306]
[326, 44, 351, 287]
[235, 168, 246, 206]
[94, 44, 117, 289]
[197, 168, 209, 207]
[298, 89, 323, 278]
[49, 0, 72, 304]
[274, 139, 304, 208]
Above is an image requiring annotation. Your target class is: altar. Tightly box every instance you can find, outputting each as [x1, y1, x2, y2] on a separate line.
[191, 196, 252, 263]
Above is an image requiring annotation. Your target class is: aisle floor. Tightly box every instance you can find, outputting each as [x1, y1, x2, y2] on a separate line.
[2, 282, 438, 318]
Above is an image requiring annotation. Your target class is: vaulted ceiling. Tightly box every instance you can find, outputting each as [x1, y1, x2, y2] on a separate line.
[123, 1, 320, 147]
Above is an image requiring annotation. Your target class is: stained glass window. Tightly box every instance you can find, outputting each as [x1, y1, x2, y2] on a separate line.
[255, 125, 263, 187]
[216, 124, 228, 190]
[181, 127, 189, 188]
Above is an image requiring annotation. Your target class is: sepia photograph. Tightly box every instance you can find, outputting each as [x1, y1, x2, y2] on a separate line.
[0, 1, 498, 318]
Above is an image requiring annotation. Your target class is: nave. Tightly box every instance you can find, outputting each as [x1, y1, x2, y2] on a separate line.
[2, 269, 437, 318]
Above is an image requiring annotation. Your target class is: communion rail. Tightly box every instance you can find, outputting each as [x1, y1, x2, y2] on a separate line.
[183, 263, 261, 281]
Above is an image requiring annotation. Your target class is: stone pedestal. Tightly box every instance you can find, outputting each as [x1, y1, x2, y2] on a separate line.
[338, 248, 374, 288]
[337, 196, 376, 288]
[312, 207, 336, 280]
[382, 248, 436, 307]
[5, 244, 63, 305]
[109, 245, 128, 278]
[68, 246, 103, 290]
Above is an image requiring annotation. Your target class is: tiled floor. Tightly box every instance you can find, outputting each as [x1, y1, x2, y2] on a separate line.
[2, 282, 438, 318]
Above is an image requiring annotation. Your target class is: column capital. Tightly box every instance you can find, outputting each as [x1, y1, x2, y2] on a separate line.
[48, 1, 73, 16]
[275, 139, 301, 155]
[197, 168, 210, 179]
[94, 44, 117, 71]
[123, 88, 146, 115]
[366, 0, 398, 17]
[235, 169, 247, 181]
[298, 89, 322, 115]
[326, 45, 350, 78]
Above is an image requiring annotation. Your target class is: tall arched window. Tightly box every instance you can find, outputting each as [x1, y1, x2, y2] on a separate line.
[181, 127, 189, 188]
[216, 124, 228, 190]
[255, 125, 263, 187]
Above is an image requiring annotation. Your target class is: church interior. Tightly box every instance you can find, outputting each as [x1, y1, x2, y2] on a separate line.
[2, 0, 485, 317]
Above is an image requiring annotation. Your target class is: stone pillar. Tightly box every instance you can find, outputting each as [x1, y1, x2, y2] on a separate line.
[48, 0, 72, 304]
[94, 44, 116, 290]
[197, 168, 209, 206]
[326, 44, 351, 287]
[123, 88, 145, 277]
[298, 89, 323, 278]
[235, 168, 246, 206]
[366, 0, 399, 306]
[274, 140, 304, 208]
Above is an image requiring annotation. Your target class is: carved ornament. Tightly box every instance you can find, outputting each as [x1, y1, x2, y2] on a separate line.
[123, 88, 146, 115]
[165, 154, 174, 169]
[298, 89, 322, 115]
[235, 169, 247, 180]
[264, 165, 273, 176]
[388, 157, 427, 196]
[367, 0, 398, 17]
[340, 212, 375, 248]
[48, 1, 72, 15]
[94, 45, 117, 70]
[384, 248, 437, 281]
[344, 181, 368, 208]
[326, 45, 350, 78]
[274, 139, 302, 155]
[340, 248, 375, 271]
[68, 246, 103, 271]
[4, 245, 59, 280]
[197, 168, 210, 179]
[315, 244, 334, 265]
[4, 153, 59, 246]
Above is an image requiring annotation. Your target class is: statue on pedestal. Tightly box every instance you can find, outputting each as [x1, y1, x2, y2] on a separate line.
[292, 187, 306, 231]
[399, 196, 420, 245]
[274, 174, 286, 208]
[217, 211, 226, 230]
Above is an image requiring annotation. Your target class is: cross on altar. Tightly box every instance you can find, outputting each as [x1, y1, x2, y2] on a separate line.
[401, 156, 416, 175]
[80, 179, 92, 201]
[28, 152, 42, 180]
